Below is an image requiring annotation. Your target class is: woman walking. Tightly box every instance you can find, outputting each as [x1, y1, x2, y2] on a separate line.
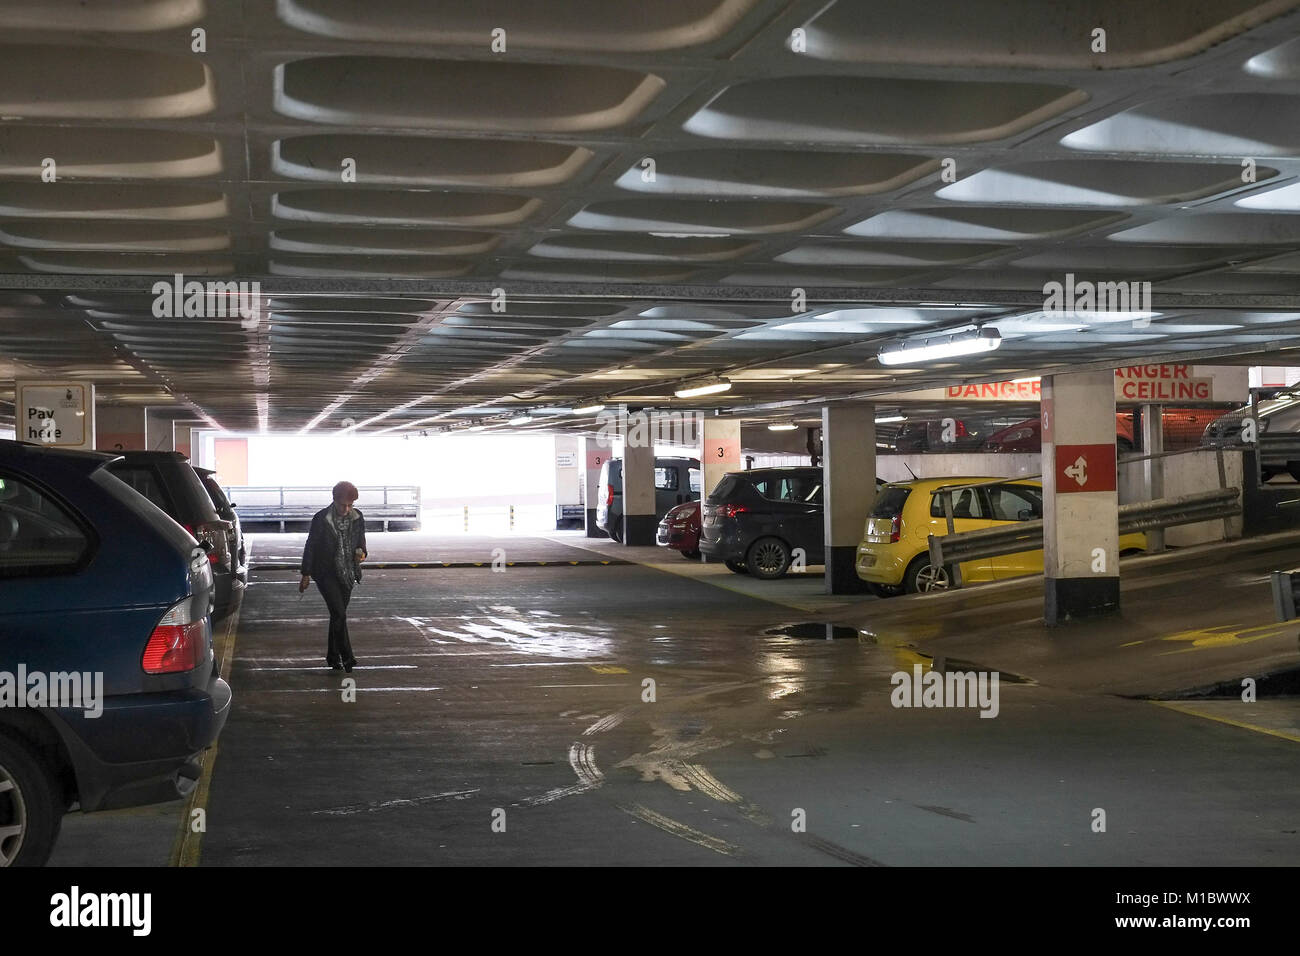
[299, 481, 368, 672]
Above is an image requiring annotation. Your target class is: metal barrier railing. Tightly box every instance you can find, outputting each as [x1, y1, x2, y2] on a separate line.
[918, 445, 1244, 588]
[927, 487, 1241, 579]
[223, 485, 421, 532]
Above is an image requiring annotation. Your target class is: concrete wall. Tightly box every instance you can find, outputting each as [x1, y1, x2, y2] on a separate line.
[1118, 449, 1243, 545]
[875, 453, 1040, 483]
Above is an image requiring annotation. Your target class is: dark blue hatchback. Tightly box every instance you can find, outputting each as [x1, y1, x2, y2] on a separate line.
[0, 440, 231, 866]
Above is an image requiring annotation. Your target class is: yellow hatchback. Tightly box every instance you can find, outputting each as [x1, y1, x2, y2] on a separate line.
[855, 477, 1145, 595]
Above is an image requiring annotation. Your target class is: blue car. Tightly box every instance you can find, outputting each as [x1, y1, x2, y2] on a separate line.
[0, 440, 232, 866]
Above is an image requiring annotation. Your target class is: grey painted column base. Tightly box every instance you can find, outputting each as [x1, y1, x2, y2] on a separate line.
[623, 514, 656, 546]
[825, 545, 872, 595]
[1045, 577, 1120, 626]
[584, 508, 607, 538]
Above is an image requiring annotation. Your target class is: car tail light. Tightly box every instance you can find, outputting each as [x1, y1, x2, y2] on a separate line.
[605, 484, 614, 507]
[722, 504, 748, 518]
[184, 521, 230, 568]
[890, 514, 902, 543]
[142, 598, 205, 674]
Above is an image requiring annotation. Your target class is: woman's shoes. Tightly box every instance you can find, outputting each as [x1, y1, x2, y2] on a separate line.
[327, 659, 343, 670]
[344, 659, 356, 673]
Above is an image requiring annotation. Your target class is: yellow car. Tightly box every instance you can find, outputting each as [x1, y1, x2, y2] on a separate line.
[855, 477, 1145, 595]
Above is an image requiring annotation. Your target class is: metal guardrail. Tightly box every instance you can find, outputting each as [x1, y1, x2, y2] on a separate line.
[1270, 568, 1300, 622]
[928, 487, 1241, 574]
[222, 485, 421, 532]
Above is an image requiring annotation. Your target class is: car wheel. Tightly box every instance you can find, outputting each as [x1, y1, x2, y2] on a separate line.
[609, 518, 623, 543]
[681, 549, 701, 560]
[1116, 438, 1134, 456]
[1288, 463, 1300, 483]
[867, 581, 903, 598]
[0, 732, 62, 867]
[1261, 467, 1280, 482]
[724, 559, 749, 574]
[746, 537, 792, 579]
[904, 555, 953, 594]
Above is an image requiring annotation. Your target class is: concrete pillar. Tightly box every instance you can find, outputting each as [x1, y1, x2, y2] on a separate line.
[621, 418, 656, 546]
[145, 408, 175, 451]
[95, 405, 147, 452]
[580, 433, 613, 538]
[700, 417, 741, 497]
[1139, 403, 1165, 553]
[1043, 371, 1120, 625]
[554, 434, 580, 528]
[822, 403, 876, 595]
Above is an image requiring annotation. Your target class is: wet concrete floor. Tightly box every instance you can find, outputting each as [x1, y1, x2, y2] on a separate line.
[52, 533, 1300, 866]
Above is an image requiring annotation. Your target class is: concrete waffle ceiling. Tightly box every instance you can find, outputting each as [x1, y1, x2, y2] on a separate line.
[2, 0, 1300, 432]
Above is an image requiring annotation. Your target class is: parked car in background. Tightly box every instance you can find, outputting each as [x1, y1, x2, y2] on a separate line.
[195, 467, 247, 590]
[1203, 391, 1300, 481]
[0, 440, 231, 866]
[983, 408, 1222, 455]
[656, 500, 701, 559]
[856, 477, 1146, 595]
[699, 467, 884, 579]
[701, 467, 826, 578]
[596, 456, 701, 542]
[891, 418, 984, 452]
[104, 452, 241, 621]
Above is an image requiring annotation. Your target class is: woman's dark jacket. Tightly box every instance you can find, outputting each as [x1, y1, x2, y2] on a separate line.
[299, 506, 368, 583]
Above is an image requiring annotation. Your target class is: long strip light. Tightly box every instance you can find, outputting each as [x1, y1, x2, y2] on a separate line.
[675, 377, 732, 399]
[878, 327, 1001, 366]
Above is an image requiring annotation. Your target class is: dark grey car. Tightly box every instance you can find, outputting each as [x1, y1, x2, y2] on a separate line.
[104, 452, 242, 621]
[699, 467, 827, 578]
[195, 467, 247, 589]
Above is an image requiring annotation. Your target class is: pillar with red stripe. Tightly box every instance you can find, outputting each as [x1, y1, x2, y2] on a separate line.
[1042, 370, 1121, 624]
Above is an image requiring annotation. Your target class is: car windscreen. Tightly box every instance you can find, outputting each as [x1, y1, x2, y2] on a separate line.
[105, 461, 175, 515]
[92, 469, 197, 554]
[870, 486, 911, 518]
[200, 473, 233, 513]
[708, 474, 742, 502]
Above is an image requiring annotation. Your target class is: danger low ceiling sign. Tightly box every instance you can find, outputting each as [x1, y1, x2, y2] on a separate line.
[879, 365, 1247, 405]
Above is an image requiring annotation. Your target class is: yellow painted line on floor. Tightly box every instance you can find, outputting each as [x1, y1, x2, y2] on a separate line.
[170, 602, 242, 867]
[1119, 640, 1144, 647]
[1149, 700, 1300, 745]
[1156, 621, 1293, 656]
[588, 664, 629, 674]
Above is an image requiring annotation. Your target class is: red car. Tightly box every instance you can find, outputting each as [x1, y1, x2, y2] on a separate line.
[656, 500, 701, 559]
[983, 409, 1222, 454]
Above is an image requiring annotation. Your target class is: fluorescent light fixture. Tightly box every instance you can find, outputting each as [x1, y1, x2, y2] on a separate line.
[878, 327, 1001, 366]
[572, 401, 606, 415]
[508, 415, 532, 426]
[467, 423, 488, 432]
[675, 377, 732, 399]
[768, 421, 798, 431]
[874, 414, 905, 424]
[1011, 375, 1040, 384]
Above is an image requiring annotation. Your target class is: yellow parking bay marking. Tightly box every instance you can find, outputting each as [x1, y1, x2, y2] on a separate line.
[1149, 701, 1300, 745]
[587, 664, 629, 674]
[1156, 621, 1293, 655]
[171, 606, 241, 867]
